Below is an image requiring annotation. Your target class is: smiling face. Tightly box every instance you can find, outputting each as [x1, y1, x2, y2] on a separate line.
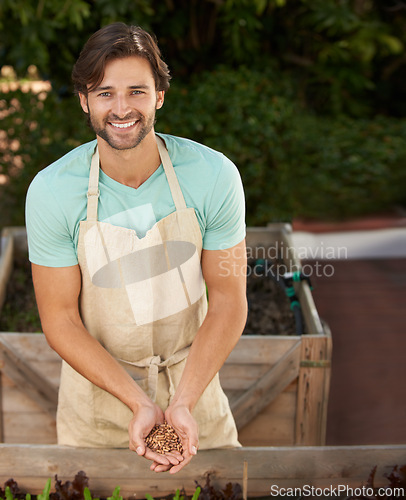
[79, 56, 164, 151]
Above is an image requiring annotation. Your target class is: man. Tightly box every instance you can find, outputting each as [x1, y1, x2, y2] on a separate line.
[25, 22, 247, 474]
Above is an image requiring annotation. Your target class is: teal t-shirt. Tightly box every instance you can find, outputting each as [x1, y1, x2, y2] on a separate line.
[25, 133, 246, 267]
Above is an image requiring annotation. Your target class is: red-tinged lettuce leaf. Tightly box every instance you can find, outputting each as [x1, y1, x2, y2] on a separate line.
[221, 482, 242, 500]
[384, 464, 406, 489]
[195, 475, 242, 500]
[366, 465, 377, 489]
[0, 479, 27, 500]
[195, 475, 221, 500]
[50, 471, 90, 500]
[3, 479, 20, 496]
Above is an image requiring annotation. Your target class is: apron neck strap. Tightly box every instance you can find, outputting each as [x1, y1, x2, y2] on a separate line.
[156, 135, 187, 211]
[87, 145, 100, 222]
[86, 135, 187, 222]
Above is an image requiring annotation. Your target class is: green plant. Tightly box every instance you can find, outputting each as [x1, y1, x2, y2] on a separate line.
[0, 486, 31, 500]
[159, 65, 406, 223]
[36, 478, 51, 500]
[145, 486, 201, 500]
[2, 69, 406, 231]
[0, 88, 93, 227]
[1, 0, 406, 115]
[107, 486, 122, 500]
[83, 487, 97, 500]
[190, 486, 201, 500]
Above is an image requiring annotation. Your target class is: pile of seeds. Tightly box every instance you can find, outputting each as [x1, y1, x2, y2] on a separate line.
[145, 422, 183, 455]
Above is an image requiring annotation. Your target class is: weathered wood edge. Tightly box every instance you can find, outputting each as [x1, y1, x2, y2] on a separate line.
[0, 337, 58, 415]
[0, 445, 405, 497]
[231, 341, 301, 428]
[0, 228, 15, 443]
[0, 229, 14, 313]
[295, 335, 331, 446]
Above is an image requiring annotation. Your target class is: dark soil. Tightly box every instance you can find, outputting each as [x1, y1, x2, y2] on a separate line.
[0, 256, 300, 336]
[0, 253, 42, 332]
[244, 259, 299, 336]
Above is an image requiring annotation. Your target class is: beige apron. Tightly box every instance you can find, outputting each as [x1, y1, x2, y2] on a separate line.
[56, 135, 240, 449]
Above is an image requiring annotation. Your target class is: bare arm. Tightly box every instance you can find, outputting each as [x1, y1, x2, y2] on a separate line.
[162, 239, 248, 473]
[31, 263, 179, 465]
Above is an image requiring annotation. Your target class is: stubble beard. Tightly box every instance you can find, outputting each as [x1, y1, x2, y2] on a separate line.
[87, 108, 157, 151]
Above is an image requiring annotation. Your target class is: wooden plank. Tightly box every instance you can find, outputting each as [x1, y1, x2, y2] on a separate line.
[220, 363, 279, 390]
[0, 333, 59, 362]
[0, 372, 3, 442]
[0, 445, 405, 497]
[0, 334, 61, 387]
[2, 375, 52, 413]
[246, 224, 292, 250]
[0, 334, 300, 388]
[225, 336, 300, 365]
[0, 337, 58, 416]
[295, 335, 332, 445]
[231, 341, 301, 429]
[298, 281, 325, 335]
[0, 230, 14, 312]
[238, 388, 297, 446]
[1, 371, 57, 444]
[321, 326, 333, 445]
[3, 413, 56, 444]
[4, 333, 298, 367]
[0, 227, 28, 255]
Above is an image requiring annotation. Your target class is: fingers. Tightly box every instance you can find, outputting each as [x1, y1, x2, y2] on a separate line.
[161, 404, 199, 474]
[150, 462, 172, 473]
[128, 436, 146, 456]
[166, 435, 198, 474]
[130, 403, 198, 474]
[150, 451, 184, 473]
[129, 403, 167, 459]
[168, 449, 194, 474]
[144, 448, 183, 466]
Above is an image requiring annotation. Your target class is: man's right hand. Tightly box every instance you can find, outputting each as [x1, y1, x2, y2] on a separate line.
[128, 402, 184, 468]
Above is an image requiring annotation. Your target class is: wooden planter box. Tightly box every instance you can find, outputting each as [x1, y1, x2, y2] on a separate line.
[0, 444, 405, 497]
[0, 225, 331, 447]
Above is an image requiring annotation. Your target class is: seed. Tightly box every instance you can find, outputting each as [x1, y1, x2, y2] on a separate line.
[145, 422, 183, 455]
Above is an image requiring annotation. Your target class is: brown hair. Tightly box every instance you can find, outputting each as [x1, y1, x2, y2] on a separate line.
[72, 22, 171, 95]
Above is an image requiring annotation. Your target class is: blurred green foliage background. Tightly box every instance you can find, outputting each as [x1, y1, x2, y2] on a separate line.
[1, 0, 406, 227]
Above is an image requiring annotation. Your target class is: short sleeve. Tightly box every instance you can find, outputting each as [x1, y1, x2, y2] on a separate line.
[25, 174, 78, 267]
[203, 155, 246, 250]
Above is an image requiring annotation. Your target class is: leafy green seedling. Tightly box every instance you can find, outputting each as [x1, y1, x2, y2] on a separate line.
[4, 486, 14, 500]
[107, 486, 122, 500]
[84, 487, 92, 500]
[37, 479, 51, 500]
[172, 490, 183, 500]
[0, 486, 31, 500]
[84, 487, 99, 500]
[191, 486, 201, 500]
[145, 486, 200, 500]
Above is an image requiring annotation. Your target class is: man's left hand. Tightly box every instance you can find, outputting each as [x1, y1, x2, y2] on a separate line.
[149, 404, 198, 473]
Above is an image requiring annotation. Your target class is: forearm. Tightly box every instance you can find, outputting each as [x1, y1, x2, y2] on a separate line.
[32, 263, 153, 413]
[43, 316, 152, 413]
[170, 292, 247, 411]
